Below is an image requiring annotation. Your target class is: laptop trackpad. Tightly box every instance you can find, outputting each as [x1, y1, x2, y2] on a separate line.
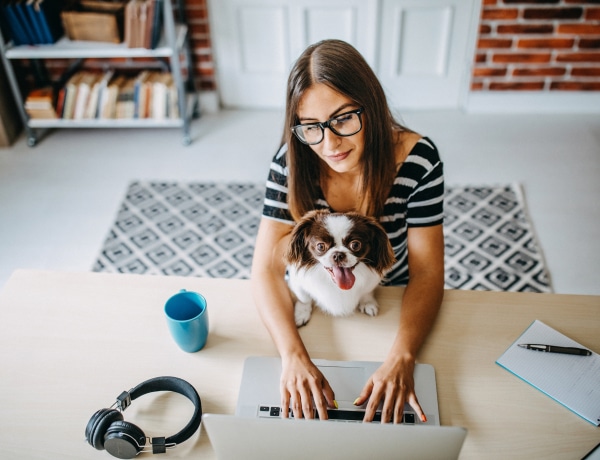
[318, 365, 366, 406]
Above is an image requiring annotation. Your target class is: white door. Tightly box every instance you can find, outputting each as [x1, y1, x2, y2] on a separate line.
[208, 0, 479, 110]
[378, 0, 480, 109]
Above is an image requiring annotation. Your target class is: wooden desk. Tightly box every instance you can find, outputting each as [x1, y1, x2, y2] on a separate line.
[0, 270, 598, 459]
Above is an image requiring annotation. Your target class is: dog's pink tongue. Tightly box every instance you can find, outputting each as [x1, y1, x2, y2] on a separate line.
[332, 266, 355, 290]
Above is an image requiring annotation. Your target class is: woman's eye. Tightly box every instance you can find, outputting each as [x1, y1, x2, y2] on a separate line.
[335, 114, 352, 124]
[349, 240, 362, 252]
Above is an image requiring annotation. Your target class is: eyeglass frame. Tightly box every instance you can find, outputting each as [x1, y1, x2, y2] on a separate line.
[290, 107, 365, 145]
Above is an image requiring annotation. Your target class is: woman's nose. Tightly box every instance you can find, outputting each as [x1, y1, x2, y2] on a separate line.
[322, 126, 341, 150]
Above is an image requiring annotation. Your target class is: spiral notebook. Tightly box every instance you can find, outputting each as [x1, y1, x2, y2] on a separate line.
[496, 320, 600, 426]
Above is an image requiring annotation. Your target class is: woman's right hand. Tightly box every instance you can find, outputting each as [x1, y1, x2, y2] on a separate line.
[251, 218, 335, 419]
[280, 354, 336, 420]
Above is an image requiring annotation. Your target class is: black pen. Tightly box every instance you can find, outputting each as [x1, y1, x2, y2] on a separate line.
[518, 344, 592, 356]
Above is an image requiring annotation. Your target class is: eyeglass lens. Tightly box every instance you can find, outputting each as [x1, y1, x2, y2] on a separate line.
[294, 110, 362, 145]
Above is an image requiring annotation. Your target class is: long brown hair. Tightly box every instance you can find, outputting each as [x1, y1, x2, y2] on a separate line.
[283, 39, 409, 221]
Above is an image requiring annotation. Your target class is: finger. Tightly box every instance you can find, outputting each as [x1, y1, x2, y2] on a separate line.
[354, 379, 374, 407]
[322, 378, 336, 408]
[378, 380, 400, 424]
[298, 385, 314, 420]
[393, 390, 406, 424]
[363, 383, 385, 423]
[407, 392, 427, 423]
[281, 391, 290, 419]
[290, 391, 304, 420]
[313, 379, 334, 421]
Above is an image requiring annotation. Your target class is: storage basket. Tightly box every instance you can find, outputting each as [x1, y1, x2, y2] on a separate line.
[61, 1, 125, 43]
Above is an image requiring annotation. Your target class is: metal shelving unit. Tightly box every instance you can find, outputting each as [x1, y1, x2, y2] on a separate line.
[0, 0, 198, 146]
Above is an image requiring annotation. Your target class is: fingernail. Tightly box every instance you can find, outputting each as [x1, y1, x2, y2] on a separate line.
[353, 398, 360, 406]
[333, 400, 339, 409]
[421, 414, 427, 423]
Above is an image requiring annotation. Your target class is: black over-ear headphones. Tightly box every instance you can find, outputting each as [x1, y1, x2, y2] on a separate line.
[85, 376, 202, 459]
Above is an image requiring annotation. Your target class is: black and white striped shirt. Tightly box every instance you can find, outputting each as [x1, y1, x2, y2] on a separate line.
[262, 137, 444, 285]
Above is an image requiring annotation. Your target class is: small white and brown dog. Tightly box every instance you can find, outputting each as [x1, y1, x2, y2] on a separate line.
[285, 209, 395, 327]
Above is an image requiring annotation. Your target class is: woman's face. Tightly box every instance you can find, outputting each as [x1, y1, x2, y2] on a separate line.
[296, 83, 365, 175]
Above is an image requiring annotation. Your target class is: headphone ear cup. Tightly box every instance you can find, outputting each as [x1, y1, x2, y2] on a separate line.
[104, 420, 147, 459]
[85, 409, 124, 450]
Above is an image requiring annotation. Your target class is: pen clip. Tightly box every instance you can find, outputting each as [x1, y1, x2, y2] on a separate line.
[518, 344, 546, 351]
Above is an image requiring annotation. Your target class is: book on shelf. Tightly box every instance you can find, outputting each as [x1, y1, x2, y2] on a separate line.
[142, 0, 154, 48]
[150, 0, 162, 48]
[150, 71, 170, 120]
[94, 69, 115, 118]
[85, 69, 112, 119]
[115, 75, 136, 119]
[132, 69, 150, 118]
[61, 72, 86, 120]
[73, 71, 101, 120]
[55, 86, 66, 117]
[100, 74, 126, 119]
[24, 86, 58, 119]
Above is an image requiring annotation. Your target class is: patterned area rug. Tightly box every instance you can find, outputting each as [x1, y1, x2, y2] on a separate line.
[92, 181, 553, 293]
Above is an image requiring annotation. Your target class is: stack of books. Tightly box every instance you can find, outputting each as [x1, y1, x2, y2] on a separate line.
[25, 86, 58, 119]
[0, 0, 63, 46]
[55, 69, 179, 121]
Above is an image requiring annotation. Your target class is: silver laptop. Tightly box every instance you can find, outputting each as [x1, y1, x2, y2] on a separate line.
[202, 356, 467, 460]
[236, 356, 440, 425]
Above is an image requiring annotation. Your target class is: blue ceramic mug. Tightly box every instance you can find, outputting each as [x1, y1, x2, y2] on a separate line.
[164, 290, 209, 352]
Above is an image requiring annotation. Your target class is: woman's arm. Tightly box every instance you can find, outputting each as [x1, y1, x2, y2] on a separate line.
[354, 224, 445, 423]
[251, 217, 336, 420]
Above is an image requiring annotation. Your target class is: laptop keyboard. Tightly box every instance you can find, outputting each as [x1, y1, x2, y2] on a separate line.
[258, 405, 416, 424]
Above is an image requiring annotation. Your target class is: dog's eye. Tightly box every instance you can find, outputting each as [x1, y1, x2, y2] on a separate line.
[315, 242, 327, 254]
[349, 240, 362, 252]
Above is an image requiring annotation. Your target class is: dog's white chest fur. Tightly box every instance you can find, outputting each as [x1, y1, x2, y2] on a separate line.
[288, 264, 381, 326]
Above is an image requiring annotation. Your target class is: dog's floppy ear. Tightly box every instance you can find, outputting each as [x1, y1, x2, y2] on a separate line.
[284, 209, 329, 266]
[362, 215, 395, 274]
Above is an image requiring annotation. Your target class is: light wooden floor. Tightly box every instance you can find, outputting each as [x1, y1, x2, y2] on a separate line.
[0, 109, 598, 294]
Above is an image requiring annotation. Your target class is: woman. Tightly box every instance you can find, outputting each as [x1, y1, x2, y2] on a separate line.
[251, 39, 445, 424]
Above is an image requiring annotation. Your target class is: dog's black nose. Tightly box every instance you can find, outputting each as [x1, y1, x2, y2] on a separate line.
[332, 252, 346, 263]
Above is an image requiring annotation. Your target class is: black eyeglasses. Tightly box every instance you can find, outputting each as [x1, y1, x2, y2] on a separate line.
[291, 107, 364, 145]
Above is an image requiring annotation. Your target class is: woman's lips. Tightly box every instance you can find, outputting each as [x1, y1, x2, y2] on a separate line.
[327, 150, 350, 162]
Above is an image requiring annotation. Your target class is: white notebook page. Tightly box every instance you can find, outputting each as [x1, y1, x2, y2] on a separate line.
[496, 319, 600, 426]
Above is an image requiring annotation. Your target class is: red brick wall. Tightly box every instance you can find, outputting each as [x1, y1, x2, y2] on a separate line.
[185, 0, 216, 91]
[472, 0, 600, 91]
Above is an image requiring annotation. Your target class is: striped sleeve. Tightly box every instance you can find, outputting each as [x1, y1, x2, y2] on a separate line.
[405, 139, 444, 227]
[378, 137, 444, 286]
[262, 144, 295, 225]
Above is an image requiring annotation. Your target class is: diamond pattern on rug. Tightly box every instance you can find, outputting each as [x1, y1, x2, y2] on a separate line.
[93, 182, 262, 279]
[92, 181, 552, 293]
[443, 185, 552, 292]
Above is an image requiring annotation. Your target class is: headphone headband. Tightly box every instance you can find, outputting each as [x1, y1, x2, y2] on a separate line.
[127, 376, 202, 446]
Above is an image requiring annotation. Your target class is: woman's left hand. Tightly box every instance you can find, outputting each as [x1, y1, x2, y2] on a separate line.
[353, 355, 426, 424]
